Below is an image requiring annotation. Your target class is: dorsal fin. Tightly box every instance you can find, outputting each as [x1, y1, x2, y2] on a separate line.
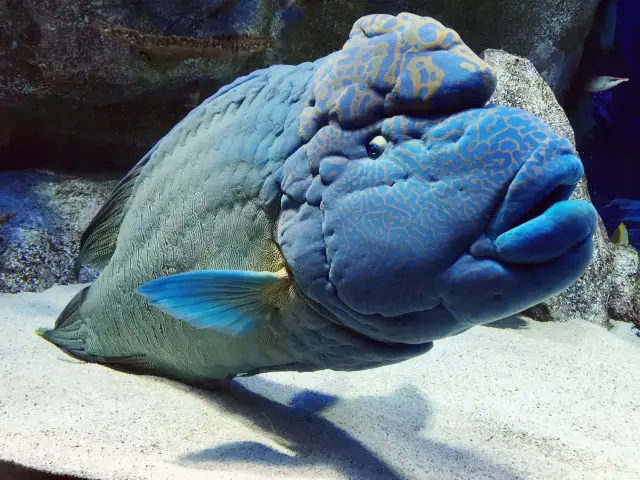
[76, 154, 151, 271]
[75, 70, 268, 275]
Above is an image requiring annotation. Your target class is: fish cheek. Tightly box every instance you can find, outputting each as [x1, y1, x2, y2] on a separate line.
[321, 179, 452, 317]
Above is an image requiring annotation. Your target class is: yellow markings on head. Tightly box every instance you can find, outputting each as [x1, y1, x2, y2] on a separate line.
[451, 44, 490, 71]
[324, 157, 349, 180]
[299, 13, 496, 137]
[400, 55, 446, 102]
[460, 62, 478, 72]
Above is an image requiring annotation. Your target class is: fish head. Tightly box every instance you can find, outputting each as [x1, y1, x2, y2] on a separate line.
[277, 13, 597, 345]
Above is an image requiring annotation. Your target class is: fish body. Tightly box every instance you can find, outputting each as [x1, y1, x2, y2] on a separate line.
[610, 222, 630, 245]
[39, 13, 598, 384]
[585, 75, 629, 92]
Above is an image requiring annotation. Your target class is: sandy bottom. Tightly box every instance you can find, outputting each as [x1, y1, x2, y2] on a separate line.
[1, 284, 639, 480]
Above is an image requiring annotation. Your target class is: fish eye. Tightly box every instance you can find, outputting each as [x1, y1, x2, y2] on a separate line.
[366, 135, 387, 159]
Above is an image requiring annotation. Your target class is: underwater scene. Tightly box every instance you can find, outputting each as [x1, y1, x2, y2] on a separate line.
[0, 1, 638, 479]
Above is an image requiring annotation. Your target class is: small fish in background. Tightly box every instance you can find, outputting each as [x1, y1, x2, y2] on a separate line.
[600, 0, 618, 51]
[584, 75, 630, 91]
[610, 222, 630, 245]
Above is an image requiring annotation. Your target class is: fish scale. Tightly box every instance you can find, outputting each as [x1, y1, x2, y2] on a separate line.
[38, 13, 597, 384]
[60, 66, 305, 381]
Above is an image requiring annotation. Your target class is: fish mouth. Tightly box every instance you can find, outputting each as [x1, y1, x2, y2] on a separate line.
[470, 154, 598, 264]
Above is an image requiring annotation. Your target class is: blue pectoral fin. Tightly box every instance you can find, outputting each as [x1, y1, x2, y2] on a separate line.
[136, 269, 288, 337]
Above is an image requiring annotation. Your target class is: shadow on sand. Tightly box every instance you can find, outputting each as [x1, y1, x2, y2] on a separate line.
[176, 376, 526, 479]
[0, 459, 84, 480]
[483, 315, 530, 330]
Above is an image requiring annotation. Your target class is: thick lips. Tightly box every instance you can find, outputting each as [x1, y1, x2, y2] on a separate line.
[489, 154, 585, 238]
[491, 200, 597, 263]
[469, 154, 598, 264]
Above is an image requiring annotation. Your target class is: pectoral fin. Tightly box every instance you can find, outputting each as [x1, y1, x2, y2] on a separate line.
[136, 269, 292, 337]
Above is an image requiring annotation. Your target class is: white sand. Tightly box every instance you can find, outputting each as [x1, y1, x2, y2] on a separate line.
[1, 284, 639, 480]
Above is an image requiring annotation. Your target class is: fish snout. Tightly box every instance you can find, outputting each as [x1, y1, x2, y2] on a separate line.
[470, 153, 598, 264]
[437, 153, 597, 326]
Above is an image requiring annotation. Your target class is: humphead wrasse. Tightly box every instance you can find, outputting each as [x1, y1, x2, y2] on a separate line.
[38, 13, 597, 384]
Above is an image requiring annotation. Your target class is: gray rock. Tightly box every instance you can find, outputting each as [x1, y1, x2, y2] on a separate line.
[0, 171, 118, 293]
[482, 49, 640, 330]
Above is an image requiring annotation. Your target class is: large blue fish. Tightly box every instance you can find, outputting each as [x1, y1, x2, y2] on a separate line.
[38, 13, 597, 384]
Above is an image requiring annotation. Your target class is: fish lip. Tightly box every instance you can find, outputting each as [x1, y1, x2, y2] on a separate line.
[493, 199, 597, 264]
[440, 232, 595, 328]
[469, 154, 590, 263]
[485, 154, 585, 239]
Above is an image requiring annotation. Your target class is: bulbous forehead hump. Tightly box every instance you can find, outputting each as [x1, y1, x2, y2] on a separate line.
[299, 13, 497, 137]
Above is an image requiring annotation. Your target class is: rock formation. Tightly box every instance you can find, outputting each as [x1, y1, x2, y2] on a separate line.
[0, 0, 600, 172]
[0, 170, 117, 292]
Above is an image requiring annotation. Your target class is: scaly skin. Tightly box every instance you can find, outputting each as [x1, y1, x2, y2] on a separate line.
[40, 13, 597, 384]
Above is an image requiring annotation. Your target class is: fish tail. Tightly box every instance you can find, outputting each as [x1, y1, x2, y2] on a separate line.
[36, 285, 153, 373]
[35, 285, 91, 361]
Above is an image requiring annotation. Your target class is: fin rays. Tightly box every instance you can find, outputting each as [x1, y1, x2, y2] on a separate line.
[136, 269, 290, 337]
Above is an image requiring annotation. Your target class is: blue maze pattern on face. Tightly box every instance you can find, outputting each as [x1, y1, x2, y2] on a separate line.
[277, 13, 595, 345]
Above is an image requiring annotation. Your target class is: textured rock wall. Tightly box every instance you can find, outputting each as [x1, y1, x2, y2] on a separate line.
[0, 0, 600, 173]
[0, 0, 275, 171]
[0, 170, 118, 292]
